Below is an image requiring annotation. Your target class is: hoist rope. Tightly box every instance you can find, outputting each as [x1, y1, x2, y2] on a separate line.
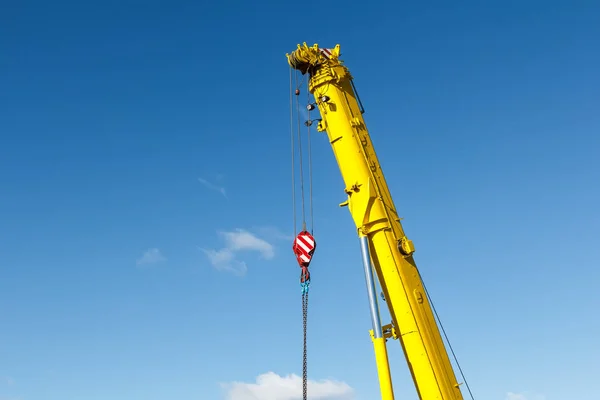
[289, 67, 297, 237]
[306, 85, 314, 234]
[294, 70, 307, 231]
[420, 276, 476, 400]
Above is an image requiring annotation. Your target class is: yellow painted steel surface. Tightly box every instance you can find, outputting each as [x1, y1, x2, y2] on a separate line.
[373, 336, 394, 400]
[286, 43, 464, 400]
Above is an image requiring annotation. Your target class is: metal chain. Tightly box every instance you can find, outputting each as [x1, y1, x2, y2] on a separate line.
[302, 290, 309, 400]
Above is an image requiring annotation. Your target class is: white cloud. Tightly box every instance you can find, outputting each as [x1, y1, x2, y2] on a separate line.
[506, 392, 546, 400]
[136, 248, 166, 266]
[221, 229, 275, 259]
[198, 176, 227, 198]
[222, 371, 354, 400]
[201, 229, 275, 276]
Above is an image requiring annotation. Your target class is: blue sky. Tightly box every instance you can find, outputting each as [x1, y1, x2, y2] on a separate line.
[1, 1, 599, 399]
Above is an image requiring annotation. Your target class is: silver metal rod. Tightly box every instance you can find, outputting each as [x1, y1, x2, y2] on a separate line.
[359, 235, 383, 339]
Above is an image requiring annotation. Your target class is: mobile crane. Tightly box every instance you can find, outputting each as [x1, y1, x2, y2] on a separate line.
[286, 43, 469, 400]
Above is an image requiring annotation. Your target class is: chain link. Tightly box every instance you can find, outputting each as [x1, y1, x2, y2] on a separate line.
[302, 290, 309, 400]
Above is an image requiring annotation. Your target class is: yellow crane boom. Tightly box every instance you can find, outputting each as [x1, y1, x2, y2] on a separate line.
[286, 43, 465, 400]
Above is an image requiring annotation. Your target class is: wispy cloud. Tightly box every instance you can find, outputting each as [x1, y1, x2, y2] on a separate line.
[198, 176, 227, 198]
[201, 248, 248, 276]
[201, 229, 275, 276]
[252, 226, 294, 242]
[136, 248, 166, 266]
[506, 392, 546, 400]
[221, 229, 274, 258]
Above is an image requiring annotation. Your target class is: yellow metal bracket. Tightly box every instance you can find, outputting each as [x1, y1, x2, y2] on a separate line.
[369, 323, 398, 342]
[383, 323, 399, 340]
[398, 236, 415, 256]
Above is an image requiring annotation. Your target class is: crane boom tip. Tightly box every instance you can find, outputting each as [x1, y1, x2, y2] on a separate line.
[286, 43, 341, 74]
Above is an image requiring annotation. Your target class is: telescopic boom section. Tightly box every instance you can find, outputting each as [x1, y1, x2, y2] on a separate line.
[286, 43, 464, 400]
